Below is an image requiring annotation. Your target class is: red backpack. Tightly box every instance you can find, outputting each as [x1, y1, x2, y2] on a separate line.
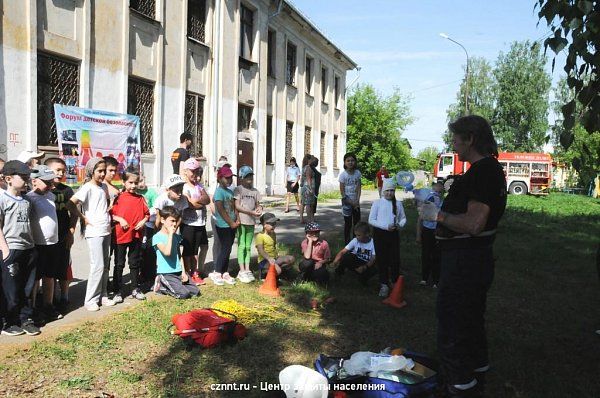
[170, 308, 247, 348]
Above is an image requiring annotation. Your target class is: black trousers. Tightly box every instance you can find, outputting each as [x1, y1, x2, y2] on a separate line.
[343, 207, 361, 244]
[336, 252, 377, 284]
[299, 259, 329, 286]
[436, 245, 494, 386]
[141, 226, 156, 283]
[1, 249, 37, 326]
[215, 227, 235, 274]
[421, 227, 441, 284]
[113, 238, 143, 294]
[373, 227, 400, 285]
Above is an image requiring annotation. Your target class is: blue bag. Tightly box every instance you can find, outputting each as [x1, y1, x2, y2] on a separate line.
[314, 351, 439, 398]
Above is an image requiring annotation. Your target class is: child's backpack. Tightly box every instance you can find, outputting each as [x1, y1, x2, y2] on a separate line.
[170, 308, 247, 348]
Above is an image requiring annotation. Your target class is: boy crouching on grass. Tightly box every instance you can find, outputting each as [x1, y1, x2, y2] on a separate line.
[332, 221, 377, 285]
[255, 212, 295, 279]
[152, 206, 199, 299]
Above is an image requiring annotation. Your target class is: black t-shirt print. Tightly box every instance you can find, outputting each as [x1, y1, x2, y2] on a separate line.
[171, 148, 190, 174]
[438, 156, 507, 237]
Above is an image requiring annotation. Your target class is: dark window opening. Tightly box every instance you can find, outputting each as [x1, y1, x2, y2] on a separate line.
[128, 78, 155, 153]
[286, 42, 297, 86]
[333, 134, 339, 167]
[285, 122, 293, 164]
[267, 29, 276, 78]
[240, 5, 254, 60]
[37, 52, 80, 146]
[304, 127, 311, 155]
[321, 66, 328, 102]
[188, 0, 206, 42]
[305, 57, 313, 94]
[130, 0, 156, 19]
[238, 104, 253, 132]
[184, 93, 204, 157]
[334, 76, 340, 107]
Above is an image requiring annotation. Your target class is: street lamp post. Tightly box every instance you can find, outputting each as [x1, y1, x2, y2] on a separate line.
[440, 33, 469, 115]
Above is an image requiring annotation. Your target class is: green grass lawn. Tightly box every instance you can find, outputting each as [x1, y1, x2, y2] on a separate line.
[0, 194, 599, 397]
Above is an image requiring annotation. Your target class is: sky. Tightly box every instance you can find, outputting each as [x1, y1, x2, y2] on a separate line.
[290, 0, 564, 155]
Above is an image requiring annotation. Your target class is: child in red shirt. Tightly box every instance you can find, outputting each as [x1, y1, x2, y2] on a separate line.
[299, 222, 331, 286]
[110, 170, 150, 301]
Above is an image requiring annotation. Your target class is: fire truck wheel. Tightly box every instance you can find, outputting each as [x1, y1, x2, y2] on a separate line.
[509, 182, 528, 195]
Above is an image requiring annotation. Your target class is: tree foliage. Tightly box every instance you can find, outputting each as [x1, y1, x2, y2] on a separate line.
[347, 84, 415, 179]
[444, 57, 496, 147]
[416, 146, 441, 173]
[493, 41, 552, 152]
[536, 0, 600, 147]
[551, 76, 600, 186]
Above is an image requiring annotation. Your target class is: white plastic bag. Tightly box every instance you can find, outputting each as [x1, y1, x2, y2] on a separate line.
[342, 352, 411, 376]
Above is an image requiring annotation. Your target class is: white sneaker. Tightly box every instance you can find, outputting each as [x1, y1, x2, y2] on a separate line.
[378, 284, 390, 298]
[101, 297, 116, 307]
[86, 303, 100, 312]
[210, 272, 224, 286]
[419, 280, 427, 286]
[113, 294, 124, 304]
[238, 272, 252, 283]
[222, 272, 236, 285]
[246, 271, 256, 281]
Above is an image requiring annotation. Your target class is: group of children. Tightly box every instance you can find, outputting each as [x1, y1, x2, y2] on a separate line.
[0, 147, 444, 336]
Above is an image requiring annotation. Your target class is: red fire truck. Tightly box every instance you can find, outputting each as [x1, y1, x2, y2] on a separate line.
[434, 152, 553, 195]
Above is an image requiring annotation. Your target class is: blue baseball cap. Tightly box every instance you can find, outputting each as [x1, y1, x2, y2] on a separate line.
[239, 165, 254, 178]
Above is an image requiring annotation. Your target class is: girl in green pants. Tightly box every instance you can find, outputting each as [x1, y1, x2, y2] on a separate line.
[233, 166, 263, 283]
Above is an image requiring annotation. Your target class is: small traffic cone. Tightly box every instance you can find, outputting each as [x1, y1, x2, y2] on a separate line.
[382, 276, 407, 308]
[259, 263, 281, 297]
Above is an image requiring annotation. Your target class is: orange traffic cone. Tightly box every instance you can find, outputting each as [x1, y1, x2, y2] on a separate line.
[259, 263, 281, 297]
[382, 276, 407, 308]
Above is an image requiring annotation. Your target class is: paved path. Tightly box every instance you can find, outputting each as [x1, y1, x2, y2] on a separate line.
[0, 189, 412, 346]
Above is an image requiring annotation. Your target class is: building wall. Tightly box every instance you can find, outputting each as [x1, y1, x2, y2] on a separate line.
[0, 0, 355, 193]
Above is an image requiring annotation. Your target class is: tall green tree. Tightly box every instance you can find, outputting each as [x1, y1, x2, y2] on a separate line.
[416, 146, 441, 172]
[551, 76, 600, 186]
[536, 0, 600, 145]
[444, 57, 496, 148]
[347, 84, 415, 179]
[492, 40, 552, 152]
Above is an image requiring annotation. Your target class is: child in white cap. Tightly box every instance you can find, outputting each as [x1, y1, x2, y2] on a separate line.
[180, 158, 210, 286]
[233, 165, 262, 283]
[368, 178, 406, 297]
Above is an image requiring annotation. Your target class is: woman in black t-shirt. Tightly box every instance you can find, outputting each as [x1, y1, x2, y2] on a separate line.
[420, 115, 506, 398]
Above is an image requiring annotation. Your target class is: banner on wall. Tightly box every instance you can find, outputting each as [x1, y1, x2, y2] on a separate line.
[54, 104, 142, 185]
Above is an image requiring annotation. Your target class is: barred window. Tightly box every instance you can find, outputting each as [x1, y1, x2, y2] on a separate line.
[286, 42, 297, 86]
[240, 5, 254, 59]
[130, 0, 156, 19]
[321, 66, 328, 103]
[320, 131, 326, 166]
[305, 56, 313, 94]
[238, 105, 252, 132]
[333, 134, 339, 167]
[127, 78, 154, 153]
[37, 53, 79, 146]
[267, 29, 276, 78]
[285, 121, 293, 165]
[188, 0, 206, 42]
[304, 127, 311, 156]
[184, 93, 204, 157]
[266, 116, 273, 164]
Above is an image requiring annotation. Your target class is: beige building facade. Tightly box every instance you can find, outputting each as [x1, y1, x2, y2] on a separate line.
[0, 0, 357, 193]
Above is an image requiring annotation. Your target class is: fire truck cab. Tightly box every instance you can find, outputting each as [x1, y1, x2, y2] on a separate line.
[434, 152, 553, 195]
